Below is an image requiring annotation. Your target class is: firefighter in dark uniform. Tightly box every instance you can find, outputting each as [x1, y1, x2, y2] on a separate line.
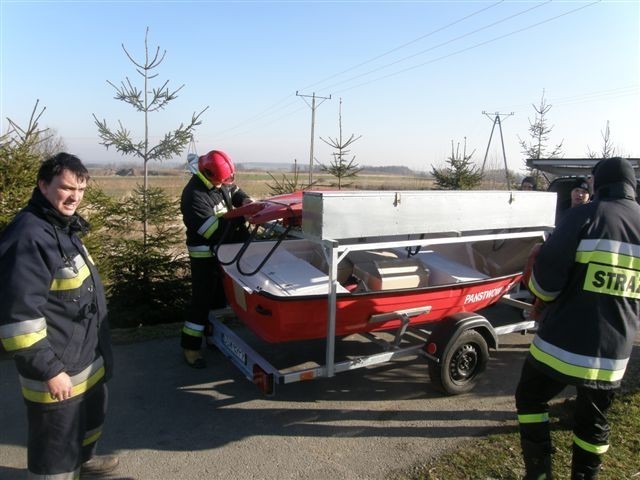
[0, 153, 118, 478]
[180, 150, 252, 368]
[516, 157, 640, 479]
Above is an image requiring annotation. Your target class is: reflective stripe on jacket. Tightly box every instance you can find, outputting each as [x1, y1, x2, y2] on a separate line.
[0, 188, 113, 394]
[20, 356, 105, 404]
[180, 173, 250, 257]
[527, 196, 640, 388]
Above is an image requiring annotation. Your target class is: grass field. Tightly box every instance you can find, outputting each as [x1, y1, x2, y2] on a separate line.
[394, 361, 640, 480]
[90, 170, 438, 199]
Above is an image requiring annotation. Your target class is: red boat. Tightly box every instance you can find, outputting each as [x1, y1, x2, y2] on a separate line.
[219, 238, 529, 343]
[213, 190, 556, 395]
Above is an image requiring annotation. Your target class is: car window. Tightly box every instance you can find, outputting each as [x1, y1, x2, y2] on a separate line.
[548, 177, 640, 224]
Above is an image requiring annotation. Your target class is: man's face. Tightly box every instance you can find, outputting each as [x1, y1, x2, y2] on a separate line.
[570, 187, 590, 208]
[38, 169, 87, 216]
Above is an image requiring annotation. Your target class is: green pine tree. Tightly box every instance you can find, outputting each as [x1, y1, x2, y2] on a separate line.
[431, 138, 483, 190]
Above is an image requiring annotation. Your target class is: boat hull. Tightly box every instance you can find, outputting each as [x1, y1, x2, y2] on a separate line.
[223, 273, 521, 343]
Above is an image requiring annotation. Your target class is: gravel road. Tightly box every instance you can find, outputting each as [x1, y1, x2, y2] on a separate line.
[2, 303, 633, 480]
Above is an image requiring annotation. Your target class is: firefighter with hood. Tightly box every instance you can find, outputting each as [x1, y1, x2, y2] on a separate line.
[180, 150, 252, 368]
[516, 156, 640, 479]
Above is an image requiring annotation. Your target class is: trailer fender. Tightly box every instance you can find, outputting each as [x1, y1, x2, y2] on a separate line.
[424, 311, 498, 363]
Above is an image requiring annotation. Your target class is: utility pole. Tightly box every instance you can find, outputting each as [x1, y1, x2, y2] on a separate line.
[297, 91, 331, 185]
[481, 111, 514, 188]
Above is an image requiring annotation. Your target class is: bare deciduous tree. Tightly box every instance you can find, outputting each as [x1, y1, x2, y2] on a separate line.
[33, 127, 66, 159]
[587, 120, 618, 159]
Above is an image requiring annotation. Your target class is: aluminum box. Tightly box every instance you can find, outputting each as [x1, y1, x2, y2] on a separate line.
[301, 190, 556, 241]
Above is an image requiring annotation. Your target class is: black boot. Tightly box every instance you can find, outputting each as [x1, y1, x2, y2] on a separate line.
[521, 439, 553, 480]
[571, 444, 601, 480]
[571, 465, 600, 480]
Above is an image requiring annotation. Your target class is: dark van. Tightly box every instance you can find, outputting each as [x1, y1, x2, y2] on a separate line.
[526, 158, 640, 223]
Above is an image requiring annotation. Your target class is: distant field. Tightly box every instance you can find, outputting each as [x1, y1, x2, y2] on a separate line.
[91, 173, 191, 199]
[91, 171, 437, 199]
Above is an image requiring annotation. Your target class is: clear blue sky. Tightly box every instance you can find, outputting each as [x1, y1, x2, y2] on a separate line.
[1, 0, 639, 174]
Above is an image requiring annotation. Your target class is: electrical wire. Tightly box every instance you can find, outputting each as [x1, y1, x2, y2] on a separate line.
[211, 0, 617, 142]
[333, 0, 602, 95]
[210, 1, 512, 139]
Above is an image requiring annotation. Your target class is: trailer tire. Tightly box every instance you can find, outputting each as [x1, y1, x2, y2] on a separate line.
[428, 329, 489, 395]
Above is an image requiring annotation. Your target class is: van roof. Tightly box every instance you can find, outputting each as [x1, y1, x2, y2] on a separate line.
[527, 158, 640, 176]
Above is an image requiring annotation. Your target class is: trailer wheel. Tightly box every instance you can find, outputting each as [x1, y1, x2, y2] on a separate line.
[428, 329, 489, 395]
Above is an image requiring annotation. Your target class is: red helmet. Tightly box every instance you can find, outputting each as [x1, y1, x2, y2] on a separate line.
[198, 150, 235, 185]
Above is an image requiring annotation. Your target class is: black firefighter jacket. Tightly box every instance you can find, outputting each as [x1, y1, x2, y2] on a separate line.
[0, 188, 113, 405]
[528, 184, 640, 389]
[180, 172, 250, 258]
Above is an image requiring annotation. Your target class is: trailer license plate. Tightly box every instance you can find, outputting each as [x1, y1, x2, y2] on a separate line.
[221, 333, 246, 365]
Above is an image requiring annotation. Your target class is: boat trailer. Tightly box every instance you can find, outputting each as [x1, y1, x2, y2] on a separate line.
[209, 190, 556, 395]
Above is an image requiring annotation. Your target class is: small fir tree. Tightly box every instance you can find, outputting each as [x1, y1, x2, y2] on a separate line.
[319, 98, 362, 190]
[431, 138, 483, 190]
[82, 185, 190, 327]
[0, 101, 50, 230]
[92, 28, 207, 326]
[518, 90, 563, 185]
[266, 159, 316, 195]
[93, 27, 207, 245]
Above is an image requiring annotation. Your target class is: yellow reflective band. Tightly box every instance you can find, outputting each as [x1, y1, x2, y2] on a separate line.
[82, 426, 102, 446]
[187, 245, 213, 258]
[21, 365, 105, 404]
[573, 434, 609, 455]
[50, 262, 91, 291]
[189, 251, 213, 258]
[1, 328, 47, 351]
[578, 239, 640, 259]
[518, 413, 549, 424]
[182, 325, 204, 338]
[530, 343, 624, 382]
[198, 216, 219, 239]
[576, 250, 640, 270]
[583, 263, 640, 300]
[528, 274, 558, 302]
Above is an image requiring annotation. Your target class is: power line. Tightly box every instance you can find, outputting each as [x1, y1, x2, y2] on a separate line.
[208, 2, 513, 140]
[320, 0, 552, 94]
[300, 0, 506, 92]
[207, 0, 603, 143]
[333, 0, 602, 95]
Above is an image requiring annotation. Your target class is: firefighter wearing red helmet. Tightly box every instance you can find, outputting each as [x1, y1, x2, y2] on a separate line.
[180, 150, 253, 368]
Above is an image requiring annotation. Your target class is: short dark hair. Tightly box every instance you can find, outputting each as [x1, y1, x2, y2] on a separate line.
[38, 152, 90, 185]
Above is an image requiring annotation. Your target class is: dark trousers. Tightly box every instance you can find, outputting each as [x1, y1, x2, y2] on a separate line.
[26, 382, 108, 478]
[181, 256, 226, 350]
[515, 357, 615, 476]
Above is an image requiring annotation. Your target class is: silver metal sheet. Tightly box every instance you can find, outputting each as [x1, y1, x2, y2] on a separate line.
[301, 190, 556, 241]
